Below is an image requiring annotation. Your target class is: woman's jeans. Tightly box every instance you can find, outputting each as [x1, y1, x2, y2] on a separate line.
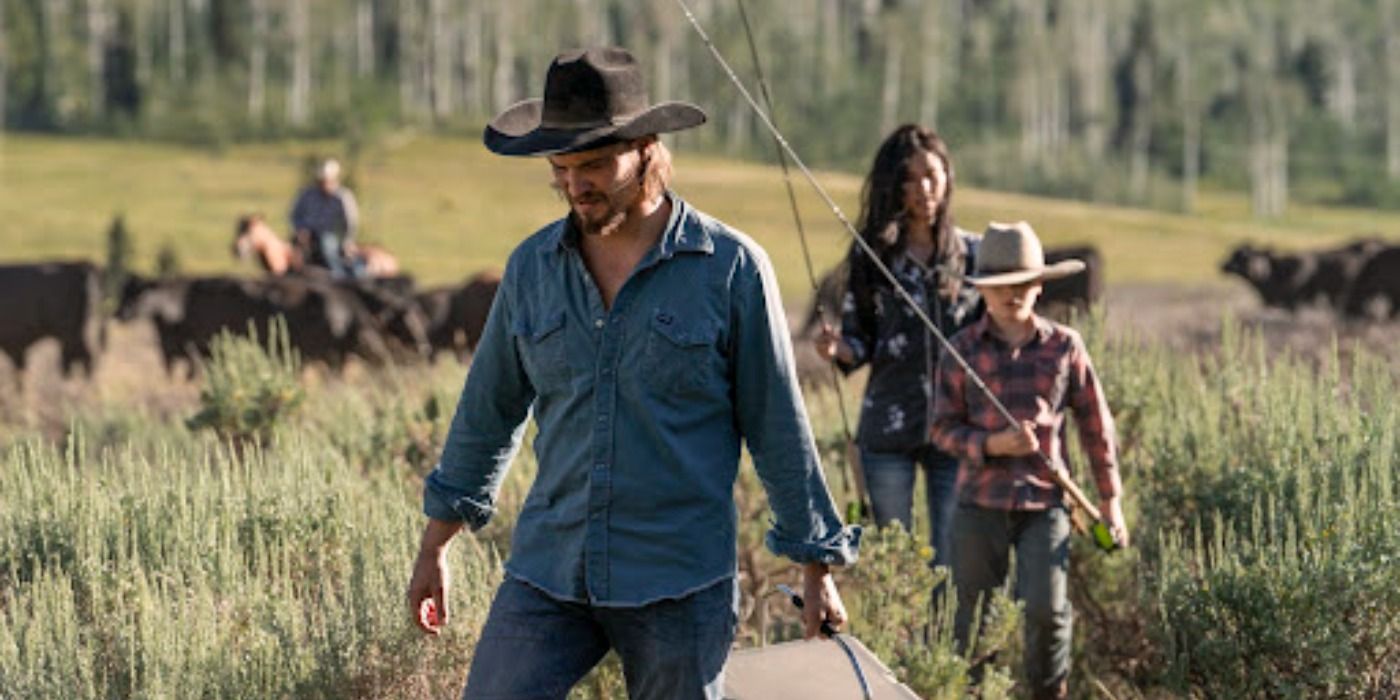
[860, 445, 959, 570]
[463, 576, 738, 700]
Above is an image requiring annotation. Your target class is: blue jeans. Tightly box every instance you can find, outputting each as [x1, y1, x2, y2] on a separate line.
[860, 445, 959, 570]
[463, 576, 738, 700]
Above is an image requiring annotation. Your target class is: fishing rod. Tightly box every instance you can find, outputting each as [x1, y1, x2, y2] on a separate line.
[776, 583, 872, 700]
[673, 0, 1120, 552]
[732, 0, 869, 521]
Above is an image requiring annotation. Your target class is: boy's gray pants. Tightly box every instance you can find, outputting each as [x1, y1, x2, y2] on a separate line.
[951, 503, 1072, 696]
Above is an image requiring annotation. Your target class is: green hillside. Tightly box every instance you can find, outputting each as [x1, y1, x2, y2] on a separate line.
[2, 134, 1398, 299]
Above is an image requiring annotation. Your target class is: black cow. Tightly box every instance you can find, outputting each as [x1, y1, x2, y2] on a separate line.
[117, 275, 394, 376]
[1296, 238, 1386, 311]
[1343, 245, 1400, 319]
[0, 262, 104, 382]
[339, 279, 432, 362]
[415, 269, 502, 362]
[1220, 244, 1315, 310]
[1037, 245, 1104, 317]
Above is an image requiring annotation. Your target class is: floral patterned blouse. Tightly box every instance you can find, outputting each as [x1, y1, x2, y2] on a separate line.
[836, 228, 983, 453]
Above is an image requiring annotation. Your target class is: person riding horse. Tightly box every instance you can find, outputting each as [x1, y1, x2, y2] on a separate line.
[234, 214, 400, 279]
[289, 158, 363, 279]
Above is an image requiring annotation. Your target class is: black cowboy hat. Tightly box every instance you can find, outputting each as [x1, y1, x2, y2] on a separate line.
[484, 47, 707, 157]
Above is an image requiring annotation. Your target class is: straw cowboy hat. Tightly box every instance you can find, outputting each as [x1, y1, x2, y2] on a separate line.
[968, 221, 1085, 286]
[484, 47, 707, 157]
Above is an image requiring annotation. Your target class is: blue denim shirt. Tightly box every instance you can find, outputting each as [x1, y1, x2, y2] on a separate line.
[424, 194, 861, 606]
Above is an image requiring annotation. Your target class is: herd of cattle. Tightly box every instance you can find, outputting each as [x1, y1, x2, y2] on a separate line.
[1222, 238, 1400, 317]
[2, 236, 1395, 383]
[0, 261, 499, 381]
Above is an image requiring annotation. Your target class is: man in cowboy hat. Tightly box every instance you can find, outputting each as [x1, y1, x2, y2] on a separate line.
[405, 47, 860, 699]
[289, 157, 361, 278]
[930, 221, 1128, 700]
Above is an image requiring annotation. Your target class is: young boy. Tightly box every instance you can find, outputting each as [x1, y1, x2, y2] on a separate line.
[930, 221, 1128, 700]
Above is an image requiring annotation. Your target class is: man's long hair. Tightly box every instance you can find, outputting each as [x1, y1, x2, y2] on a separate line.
[853, 124, 964, 300]
[641, 138, 674, 204]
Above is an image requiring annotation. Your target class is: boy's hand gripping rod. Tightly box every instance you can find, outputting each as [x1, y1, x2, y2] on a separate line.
[675, 0, 1120, 552]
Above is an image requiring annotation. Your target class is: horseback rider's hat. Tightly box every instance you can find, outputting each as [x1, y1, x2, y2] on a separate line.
[484, 47, 707, 157]
[967, 221, 1085, 286]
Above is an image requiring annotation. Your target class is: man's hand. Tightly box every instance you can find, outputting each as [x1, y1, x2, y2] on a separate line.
[801, 562, 848, 640]
[406, 519, 464, 635]
[407, 548, 450, 635]
[1100, 496, 1130, 548]
[986, 420, 1040, 457]
[813, 321, 854, 366]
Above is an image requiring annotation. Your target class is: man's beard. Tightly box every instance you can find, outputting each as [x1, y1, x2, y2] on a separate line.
[572, 193, 631, 237]
[568, 159, 647, 237]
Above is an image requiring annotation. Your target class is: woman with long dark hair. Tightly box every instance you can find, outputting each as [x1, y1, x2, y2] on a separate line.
[815, 124, 981, 574]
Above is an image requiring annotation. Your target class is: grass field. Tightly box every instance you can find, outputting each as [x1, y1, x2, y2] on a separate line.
[3, 133, 1400, 300]
[3, 135, 1400, 698]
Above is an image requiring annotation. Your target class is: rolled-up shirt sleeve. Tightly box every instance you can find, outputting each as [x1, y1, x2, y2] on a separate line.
[423, 266, 534, 528]
[731, 244, 861, 566]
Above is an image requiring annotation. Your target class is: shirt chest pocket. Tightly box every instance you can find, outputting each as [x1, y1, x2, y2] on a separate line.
[514, 310, 573, 394]
[642, 310, 722, 398]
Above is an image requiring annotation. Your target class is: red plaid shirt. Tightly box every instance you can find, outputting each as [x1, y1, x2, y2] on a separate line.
[931, 315, 1122, 511]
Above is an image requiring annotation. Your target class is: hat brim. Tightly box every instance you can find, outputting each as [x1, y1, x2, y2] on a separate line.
[484, 99, 707, 156]
[968, 260, 1085, 286]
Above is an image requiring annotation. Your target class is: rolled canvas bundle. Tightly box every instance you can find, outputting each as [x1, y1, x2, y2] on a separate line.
[723, 636, 920, 699]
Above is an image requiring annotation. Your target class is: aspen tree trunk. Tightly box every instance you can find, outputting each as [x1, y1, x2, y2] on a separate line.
[918, 0, 942, 128]
[878, 21, 902, 137]
[356, 0, 374, 79]
[399, 0, 416, 117]
[248, 0, 267, 121]
[86, 0, 107, 119]
[1016, 0, 1046, 165]
[576, 0, 600, 42]
[1178, 45, 1200, 214]
[1127, 46, 1153, 202]
[134, 0, 151, 87]
[430, 0, 452, 121]
[42, 0, 67, 118]
[169, 0, 185, 85]
[331, 5, 351, 108]
[1331, 45, 1356, 131]
[726, 98, 749, 153]
[651, 1, 674, 107]
[492, 1, 515, 113]
[819, 0, 840, 101]
[287, 0, 311, 127]
[461, 1, 483, 118]
[1385, 0, 1400, 178]
[1075, 0, 1110, 163]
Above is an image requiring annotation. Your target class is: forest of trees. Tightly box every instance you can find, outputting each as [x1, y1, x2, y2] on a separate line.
[5, 0, 1400, 217]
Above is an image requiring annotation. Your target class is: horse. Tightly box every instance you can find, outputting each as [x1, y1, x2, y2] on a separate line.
[233, 214, 401, 279]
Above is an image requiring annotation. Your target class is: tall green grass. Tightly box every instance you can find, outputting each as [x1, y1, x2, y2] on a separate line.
[2, 318, 1397, 697]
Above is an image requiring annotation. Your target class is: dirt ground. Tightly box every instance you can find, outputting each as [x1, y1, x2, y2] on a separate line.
[2, 281, 1396, 441]
[790, 281, 1400, 389]
[1101, 281, 1400, 365]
